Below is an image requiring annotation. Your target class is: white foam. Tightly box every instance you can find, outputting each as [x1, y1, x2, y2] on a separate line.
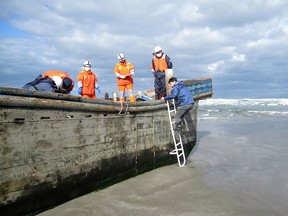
[248, 111, 288, 115]
[198, 117, 219, 120]
[198, 98, 288, 118]
[199, 98, 288, 106]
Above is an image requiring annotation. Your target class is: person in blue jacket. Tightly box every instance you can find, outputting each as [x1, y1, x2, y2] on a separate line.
[163, 77, 194, 133]
[22, 70, 74, 94]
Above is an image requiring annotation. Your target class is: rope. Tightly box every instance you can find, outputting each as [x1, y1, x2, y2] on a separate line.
[117, 101, 129, 115]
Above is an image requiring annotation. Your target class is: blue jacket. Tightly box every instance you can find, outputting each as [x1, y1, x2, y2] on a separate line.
[22, 75, 57, 92]
[164, 81, 194, 105]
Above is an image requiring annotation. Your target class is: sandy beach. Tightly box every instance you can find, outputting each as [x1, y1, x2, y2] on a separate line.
[38, 116, 288, 216]
[39, 164, 241, 216]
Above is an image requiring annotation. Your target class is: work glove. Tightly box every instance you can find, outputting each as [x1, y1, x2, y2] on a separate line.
[78, 87, 82, 95]
[130, 69, 135, 75]
[95, 84, 100, 94]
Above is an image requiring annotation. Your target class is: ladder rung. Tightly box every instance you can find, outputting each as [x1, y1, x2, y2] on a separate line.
[169, 149, 177, 155]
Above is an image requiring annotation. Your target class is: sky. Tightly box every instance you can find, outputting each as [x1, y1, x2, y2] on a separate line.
[0, 0, 287, 99]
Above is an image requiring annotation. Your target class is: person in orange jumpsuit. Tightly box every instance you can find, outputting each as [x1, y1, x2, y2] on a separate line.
[114, 53, 136, 102]
[22, 70, 74, 94]
[150, 46, 173, 100]
[77, 61, 100, 99]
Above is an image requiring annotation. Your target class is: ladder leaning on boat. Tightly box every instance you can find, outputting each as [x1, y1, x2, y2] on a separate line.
[166, 99, 186, 167]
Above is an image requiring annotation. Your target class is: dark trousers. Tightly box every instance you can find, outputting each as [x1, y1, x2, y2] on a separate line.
[175, 104, 194, 126]
[154, 72, 166, 97]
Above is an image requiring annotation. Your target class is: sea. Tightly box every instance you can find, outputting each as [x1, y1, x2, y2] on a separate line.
[198, 98, 288, 119]
[190, 98, 288, 216]
[39, 98, 288, 216]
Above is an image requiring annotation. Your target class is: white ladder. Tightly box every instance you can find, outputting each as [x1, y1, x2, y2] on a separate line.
[166, 99, 186, 167]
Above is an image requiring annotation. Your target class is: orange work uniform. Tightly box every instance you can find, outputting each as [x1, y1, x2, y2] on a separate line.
[77, 70, 98, 98]
[114, 61, 135, 102]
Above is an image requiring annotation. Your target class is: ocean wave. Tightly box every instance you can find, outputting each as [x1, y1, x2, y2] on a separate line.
[198, 99, 288, 118]
[198, 116, 219, 120]
[199, 98, 288, 106]
[247, 111, 288, 115]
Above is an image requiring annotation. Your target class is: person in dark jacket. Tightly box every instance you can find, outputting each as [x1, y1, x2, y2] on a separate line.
[150, 46, 173, 99]
[22, 70, 74, 94]
[163, 77, 194, 133]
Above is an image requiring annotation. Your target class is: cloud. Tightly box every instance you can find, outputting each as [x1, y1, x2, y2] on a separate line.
[231, 54, 246, 62]
[0, 0, 288, 98]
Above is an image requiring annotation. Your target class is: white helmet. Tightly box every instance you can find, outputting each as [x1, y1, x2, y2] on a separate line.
[83, 60, 91, 67]
[154, 46, 162, 53]
[117, 53, 125, 62]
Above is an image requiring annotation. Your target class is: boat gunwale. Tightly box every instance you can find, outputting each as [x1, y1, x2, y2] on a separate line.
[0, 77, 212, 113]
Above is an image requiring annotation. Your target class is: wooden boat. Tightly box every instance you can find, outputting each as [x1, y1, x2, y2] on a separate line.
[0, 78, 212, 215]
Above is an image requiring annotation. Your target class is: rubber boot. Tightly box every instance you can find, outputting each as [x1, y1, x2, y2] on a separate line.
[129, 95, 136, 103]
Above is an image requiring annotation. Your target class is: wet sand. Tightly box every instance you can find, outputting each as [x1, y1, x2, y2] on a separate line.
[39, 117, 288, 216]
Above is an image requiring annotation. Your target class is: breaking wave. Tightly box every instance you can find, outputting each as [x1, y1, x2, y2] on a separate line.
[198, 98, 288, 119]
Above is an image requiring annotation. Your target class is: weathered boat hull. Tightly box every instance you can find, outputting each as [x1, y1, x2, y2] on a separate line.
[0, 78, 212, 215]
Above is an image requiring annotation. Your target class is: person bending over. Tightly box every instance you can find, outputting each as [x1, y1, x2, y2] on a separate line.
[22, 70, 74, 94]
